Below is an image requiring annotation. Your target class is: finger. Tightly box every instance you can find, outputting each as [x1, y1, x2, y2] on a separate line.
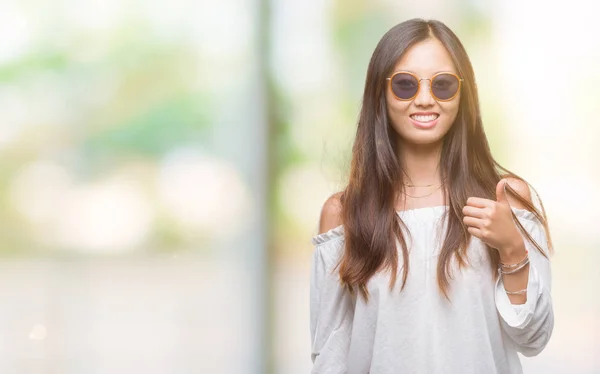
[496, 179, 508, 204]
[467, 226, 482, 239]
[466, 197, 493, 208]
[463, 216, 482, 228]
[462, 205, 486, 219]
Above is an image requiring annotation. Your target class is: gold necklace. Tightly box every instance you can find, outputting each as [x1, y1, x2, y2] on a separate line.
[403, 182, 436, 187]
[402, 177, 447, 188]
[402, 184, 443, 198]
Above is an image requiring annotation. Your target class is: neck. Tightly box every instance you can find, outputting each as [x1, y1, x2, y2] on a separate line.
[398, 140, 444, 185]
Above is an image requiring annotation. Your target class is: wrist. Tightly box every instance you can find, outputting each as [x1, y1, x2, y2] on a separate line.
[499, 238, 526, 264]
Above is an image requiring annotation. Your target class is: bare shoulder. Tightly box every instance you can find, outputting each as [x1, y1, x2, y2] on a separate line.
[318, 192, 344, 234]
[501, 177, 532, 209]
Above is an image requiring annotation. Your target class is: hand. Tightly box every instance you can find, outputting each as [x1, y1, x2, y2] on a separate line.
[462, 180, 524, 256]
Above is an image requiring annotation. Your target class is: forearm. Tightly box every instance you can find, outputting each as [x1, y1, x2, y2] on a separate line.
[492, 198, 554, 356]
[499, 239, 529, 305]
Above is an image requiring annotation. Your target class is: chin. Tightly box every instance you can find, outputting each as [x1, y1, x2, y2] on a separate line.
[400, 129, 446, 146]
[407, 137, 443, 146]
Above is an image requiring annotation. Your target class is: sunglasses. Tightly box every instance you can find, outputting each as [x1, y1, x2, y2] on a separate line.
[386, 71, 463, 101]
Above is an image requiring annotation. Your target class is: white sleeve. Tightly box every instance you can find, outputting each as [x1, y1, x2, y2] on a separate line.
[310, 228, 354, 373]
[494, 207, 554, 357]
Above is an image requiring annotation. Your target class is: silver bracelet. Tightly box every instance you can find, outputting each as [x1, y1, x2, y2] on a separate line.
[499, 257, 530, 275]
[500, 250, 529, 269]
[505, 288, 527, 295]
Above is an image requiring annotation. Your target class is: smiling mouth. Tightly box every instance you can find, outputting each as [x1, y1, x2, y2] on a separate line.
[409, 114, 439, 123]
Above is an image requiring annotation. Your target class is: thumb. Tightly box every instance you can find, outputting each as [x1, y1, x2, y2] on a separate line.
[496, 179, 508, 204]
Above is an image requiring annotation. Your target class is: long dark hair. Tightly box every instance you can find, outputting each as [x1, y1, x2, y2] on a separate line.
[337, 18, 552, 301]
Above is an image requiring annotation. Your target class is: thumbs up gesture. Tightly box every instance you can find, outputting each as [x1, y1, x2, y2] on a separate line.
[462, 179, 524, 254]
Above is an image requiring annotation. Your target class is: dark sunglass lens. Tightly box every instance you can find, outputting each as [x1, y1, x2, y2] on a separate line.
[391, 73, 418, 99]
[431, 74, 459, 100]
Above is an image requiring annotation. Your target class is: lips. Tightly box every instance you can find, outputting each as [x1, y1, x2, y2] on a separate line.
[409, 113, 440, 129]
[409, 113, 439, 122]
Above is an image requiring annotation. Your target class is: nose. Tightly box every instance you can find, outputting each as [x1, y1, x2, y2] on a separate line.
[413, 79, 435, 107]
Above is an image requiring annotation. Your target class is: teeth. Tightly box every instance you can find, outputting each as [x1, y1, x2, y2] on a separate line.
[411, 114, 439, 122]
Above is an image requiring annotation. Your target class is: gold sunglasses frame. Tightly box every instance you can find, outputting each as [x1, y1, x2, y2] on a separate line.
[386, 71, 464, 102]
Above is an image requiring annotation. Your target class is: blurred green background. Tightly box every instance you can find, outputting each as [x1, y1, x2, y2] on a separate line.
[0, 0, 598, 373]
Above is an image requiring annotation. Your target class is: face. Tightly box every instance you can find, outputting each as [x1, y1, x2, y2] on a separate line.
[385, 38, 461, 146]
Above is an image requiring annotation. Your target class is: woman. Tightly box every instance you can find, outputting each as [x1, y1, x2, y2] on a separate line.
[310, 19, 554, 373]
